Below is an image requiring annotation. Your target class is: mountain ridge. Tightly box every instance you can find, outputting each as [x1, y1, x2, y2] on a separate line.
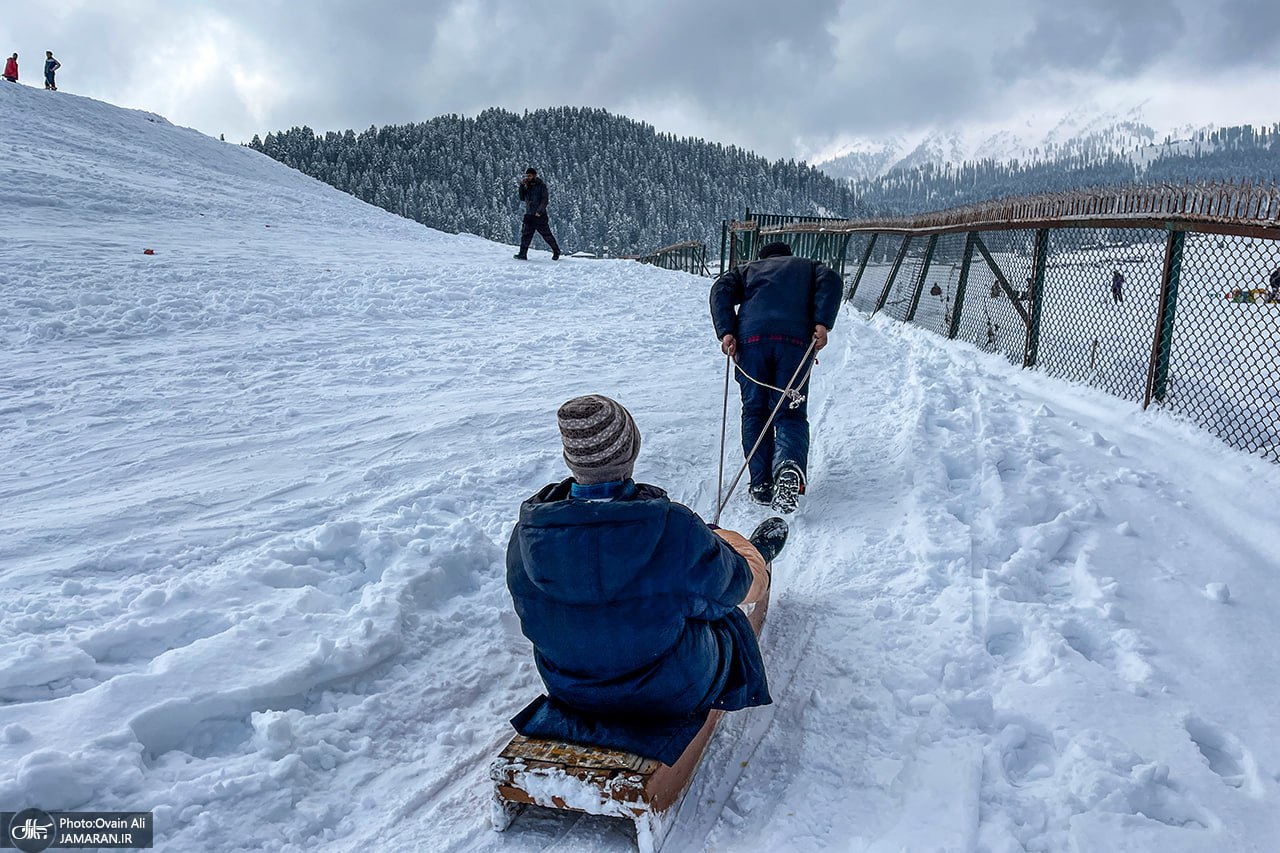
[815, 103, 1271, 184]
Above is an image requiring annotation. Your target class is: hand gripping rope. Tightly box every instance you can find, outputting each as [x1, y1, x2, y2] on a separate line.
[714, 338, 818, 525]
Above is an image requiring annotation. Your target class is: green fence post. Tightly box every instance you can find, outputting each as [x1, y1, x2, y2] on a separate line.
[906, 235, 938, 323]
[875, 235, 912, 315]
[1145, 229, 1185, 407]
[719, 221, 728, 276]
[834, 233, 852, 280]
[948, 232, 977, 339]
[846, 233, 878, 302]
[1024, 228, 1049, 368]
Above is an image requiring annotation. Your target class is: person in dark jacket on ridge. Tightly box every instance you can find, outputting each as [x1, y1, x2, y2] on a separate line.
[44, 51, 60, 90]
[710, 241, 843, 513]
[513, 167, 561, 260]
[506, 395, 787, 760]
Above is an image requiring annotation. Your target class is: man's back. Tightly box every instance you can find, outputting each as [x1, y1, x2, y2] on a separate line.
[710, 254, 842, 343]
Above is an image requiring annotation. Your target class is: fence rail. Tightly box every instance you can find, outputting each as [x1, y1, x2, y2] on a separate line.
[726, 180, 1280, 462]
[631, 240, 710, 276]
[760, 180, 1280, 240]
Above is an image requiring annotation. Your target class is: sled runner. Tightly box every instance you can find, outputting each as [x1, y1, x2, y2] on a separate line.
[490, 593, 769, 853]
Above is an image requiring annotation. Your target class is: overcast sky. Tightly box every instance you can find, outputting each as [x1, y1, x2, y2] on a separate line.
[3, 0, 1279, 161]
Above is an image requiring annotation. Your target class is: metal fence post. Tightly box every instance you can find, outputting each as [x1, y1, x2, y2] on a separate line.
[846, 233, 878, 302]
[874, 235, 912, 315]
[1024, 228, 1050, 368]
[1145, 228, 1185, 407]
[948, 232, 977, 339]
[833, 233, 853, 280]
[906, 235, 938, 323]
[719, 220, 728, 276]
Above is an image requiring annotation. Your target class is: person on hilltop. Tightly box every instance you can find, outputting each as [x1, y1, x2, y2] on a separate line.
[3, 53, 17, 83]
[710, 241, 842, 514]
[505, 394, 787, 761]
[44, 51, 61, 90]
[513, 167, 562, 261]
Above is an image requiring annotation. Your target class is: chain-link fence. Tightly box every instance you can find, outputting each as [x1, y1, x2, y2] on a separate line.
[731, 182, 1280, 462]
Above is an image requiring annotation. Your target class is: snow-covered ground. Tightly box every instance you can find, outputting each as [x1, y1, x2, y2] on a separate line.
[4, 82, 1280, 852]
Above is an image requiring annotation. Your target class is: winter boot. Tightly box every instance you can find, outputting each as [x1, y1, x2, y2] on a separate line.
[552, 251, 561, 260]
[749, 517, 789, 565]
[748, 482, 774, 506]
[513, 253, 528, 260]
[771, 462, 806, 514]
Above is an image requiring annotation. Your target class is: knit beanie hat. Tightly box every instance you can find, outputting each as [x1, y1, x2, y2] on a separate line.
[759, 241, 793, 259]
[557, 395, 641, 485]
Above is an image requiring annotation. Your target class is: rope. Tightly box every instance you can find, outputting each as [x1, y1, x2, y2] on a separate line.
[713, 338, 818, 524]
[733, 361, 809, 409]
[717, 355, 730, 517]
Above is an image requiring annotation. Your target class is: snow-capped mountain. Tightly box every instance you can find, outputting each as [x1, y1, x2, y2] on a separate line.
[816, 102, 1177, 180]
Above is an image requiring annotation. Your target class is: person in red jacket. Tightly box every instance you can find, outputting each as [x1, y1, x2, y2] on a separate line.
[3, 53, 17, 83]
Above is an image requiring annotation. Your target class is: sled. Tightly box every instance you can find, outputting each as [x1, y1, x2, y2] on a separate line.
[489, 594, 769, 853]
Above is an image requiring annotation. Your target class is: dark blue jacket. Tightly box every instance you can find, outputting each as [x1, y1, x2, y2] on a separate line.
[710, 255, 843, 343]
[506, 479, 769, 718]
[518, 177, 549, 216]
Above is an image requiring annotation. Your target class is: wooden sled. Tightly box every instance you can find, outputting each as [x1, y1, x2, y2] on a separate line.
[490, 594, 769, 853]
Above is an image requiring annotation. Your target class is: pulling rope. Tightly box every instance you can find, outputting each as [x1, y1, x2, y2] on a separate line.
[733, 360, 809, 410]
[716, 355, 730, 517]
[713, 338, 818, 524]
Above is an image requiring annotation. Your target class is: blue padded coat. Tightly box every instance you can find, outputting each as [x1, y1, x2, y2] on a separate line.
[710, 254, 843, 343]
[506, 479, 771, 720]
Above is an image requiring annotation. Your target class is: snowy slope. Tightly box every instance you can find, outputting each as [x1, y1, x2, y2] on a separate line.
[4, 83, 1280, 852]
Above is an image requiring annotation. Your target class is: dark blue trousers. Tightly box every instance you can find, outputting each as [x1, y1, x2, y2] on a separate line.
[735, 339, 811, 489]
[519, 214, 560, 256]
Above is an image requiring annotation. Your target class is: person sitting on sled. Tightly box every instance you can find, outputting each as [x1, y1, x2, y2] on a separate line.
[505, 394, 787, 760]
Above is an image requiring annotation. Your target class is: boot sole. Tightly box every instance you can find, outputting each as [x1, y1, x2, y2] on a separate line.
[772, 471, 801, 514]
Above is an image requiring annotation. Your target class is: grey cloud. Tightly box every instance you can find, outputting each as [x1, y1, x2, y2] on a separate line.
[1184, 0, 1280, 65]
[1007, 0, 1185, 76]
[3, 0, 1278, 159]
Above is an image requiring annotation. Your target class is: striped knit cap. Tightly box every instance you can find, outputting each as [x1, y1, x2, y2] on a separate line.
[557, 395, 641, 485]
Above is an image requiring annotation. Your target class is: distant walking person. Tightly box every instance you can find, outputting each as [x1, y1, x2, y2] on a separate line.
[3, 53, 17, 83]
[1111, 269, 1125, 304]
[710, 241, 842, 514]
[514, 168, 561, 261]
[44, 51, 60, 90]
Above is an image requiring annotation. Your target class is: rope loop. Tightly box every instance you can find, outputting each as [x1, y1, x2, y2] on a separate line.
[734, 362, 808, 408]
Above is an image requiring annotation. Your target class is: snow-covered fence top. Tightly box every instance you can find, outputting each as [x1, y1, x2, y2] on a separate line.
[765, 179, 1280, 241]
